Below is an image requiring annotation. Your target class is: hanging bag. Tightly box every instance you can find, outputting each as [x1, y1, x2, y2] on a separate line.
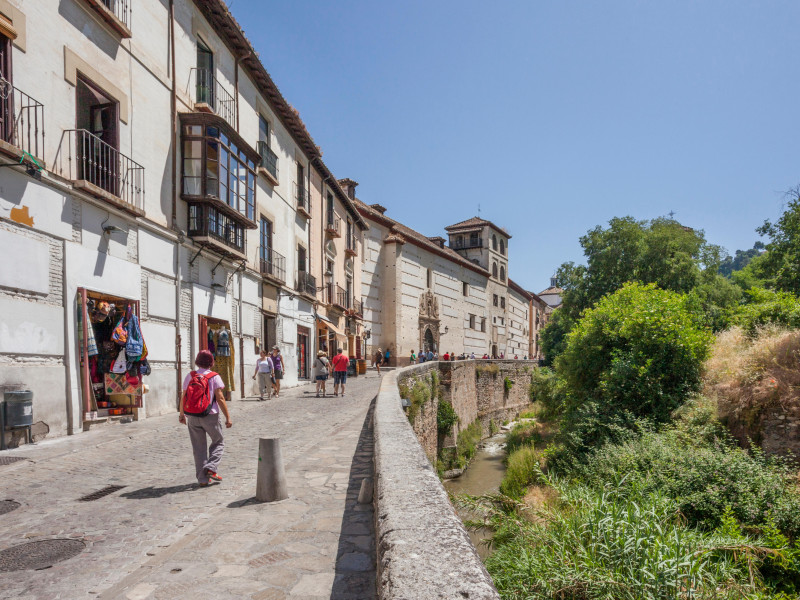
[111, 348, 127, 374]
[125, 314, 144, 359]
[111, 317, 128, 345]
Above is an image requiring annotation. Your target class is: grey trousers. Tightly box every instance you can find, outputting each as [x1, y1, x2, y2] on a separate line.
[187, 412, 224, 484]
[257, 372, 272, 397]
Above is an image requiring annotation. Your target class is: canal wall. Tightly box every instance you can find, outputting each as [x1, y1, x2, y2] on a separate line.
[373, 360, 536, 599]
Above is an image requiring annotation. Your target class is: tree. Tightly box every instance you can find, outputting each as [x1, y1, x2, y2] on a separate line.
[718, 242, 765, 277]
[756, 187, 800, 294]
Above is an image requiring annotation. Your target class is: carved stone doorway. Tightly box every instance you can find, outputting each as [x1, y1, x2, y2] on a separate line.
[423, 327, 436, 353]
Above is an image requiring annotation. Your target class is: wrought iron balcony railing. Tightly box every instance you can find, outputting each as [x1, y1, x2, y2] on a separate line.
[259, 249, 286, 283]
[345, 235, 358, 256]
[192, 68, 236, 129]
[325, 214, 341, 237]
[296, 270, 316, 297]
[54, 128, 144, 213]
[351, 297, 363, 315]
[256, 140, 278, 182]
[334, 284, 348, 309]
[0, 77, 45, 162]
[188, 203, 245, 254]
[294, 182, 311, 217]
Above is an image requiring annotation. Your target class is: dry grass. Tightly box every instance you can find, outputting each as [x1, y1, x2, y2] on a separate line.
[521, 485, 560, 524]
[705, 325, 800, 421]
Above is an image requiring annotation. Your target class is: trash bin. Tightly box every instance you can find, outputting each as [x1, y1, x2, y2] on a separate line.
[4, 390, 33, 428]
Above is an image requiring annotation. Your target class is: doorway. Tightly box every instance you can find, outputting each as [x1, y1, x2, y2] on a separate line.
[424, 328, 436, 353]
[297, 327, 309, 380]
[76, 77, 119, 195]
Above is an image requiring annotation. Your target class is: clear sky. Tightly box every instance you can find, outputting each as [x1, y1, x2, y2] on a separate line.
[229, 0, 800, 292]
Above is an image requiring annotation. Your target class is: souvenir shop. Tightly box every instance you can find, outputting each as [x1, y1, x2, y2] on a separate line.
[198, 315, 236, 398]
[297, 326, 310, 380]
[77, 288, 151, 423]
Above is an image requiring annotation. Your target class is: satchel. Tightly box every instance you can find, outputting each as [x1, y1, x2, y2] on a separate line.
[111, 349, 127, 374]
[111, 317, 128, 345]
[125, 315, 144, 358]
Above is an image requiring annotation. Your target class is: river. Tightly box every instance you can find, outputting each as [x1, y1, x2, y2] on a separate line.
[443, 432, 508, 558]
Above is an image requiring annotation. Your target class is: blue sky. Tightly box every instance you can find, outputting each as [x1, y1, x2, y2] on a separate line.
[231, 0, 800, 292]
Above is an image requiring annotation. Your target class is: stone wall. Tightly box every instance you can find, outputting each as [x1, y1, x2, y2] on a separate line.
[373, 366, 500, 600]
[398, 360, 536, 461]
[719, 400, 800, 458]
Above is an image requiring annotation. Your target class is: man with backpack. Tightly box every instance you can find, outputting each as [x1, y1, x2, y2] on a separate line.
[179, 350, 232, 487]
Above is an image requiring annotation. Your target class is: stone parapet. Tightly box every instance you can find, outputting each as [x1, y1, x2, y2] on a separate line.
[373, 364, 501, 599]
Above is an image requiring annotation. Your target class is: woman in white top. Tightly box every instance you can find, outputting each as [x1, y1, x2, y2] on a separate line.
[315, 350, 330, 398]
[252, 350, 274, 401]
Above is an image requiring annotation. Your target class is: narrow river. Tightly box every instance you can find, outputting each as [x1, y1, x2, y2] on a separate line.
[443, 432, 508, 558]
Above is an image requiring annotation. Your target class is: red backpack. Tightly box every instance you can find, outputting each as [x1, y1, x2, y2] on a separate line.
[183, 371, 217, 416]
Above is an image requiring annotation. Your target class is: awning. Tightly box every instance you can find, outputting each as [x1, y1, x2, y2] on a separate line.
[316, 314, 344, 336]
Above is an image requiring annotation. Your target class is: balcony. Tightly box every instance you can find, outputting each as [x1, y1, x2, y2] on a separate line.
[256, 141, 279, 186]
[294, 183, 311, 219]
[191, 68, 236, 129]
[188, 203, 245, 258]
[83, 0, 131, 37]
[0, 78, 45, 164]
[452, 238, 482, 250]
[351, 297, 363, 316]
[333, 284, 348, 310]
[345, 236, 358, 257]
[259, 249, 286, 284]
[325, 215, 341, 238]
[296, 270, 316, 299]
[53, 129, 145, 217]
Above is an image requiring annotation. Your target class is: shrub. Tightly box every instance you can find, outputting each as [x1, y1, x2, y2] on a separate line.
[731, 287, 800, 335]
[503, 377, 513, 392]
[499, 445, 540, 499]
[476, 363, 500, 376]
[483, 480, 759, 600]
[504, 421, 538, 454]
[527, 367, 565, 420]
[455, 420, 482, 467]
[406, 379, 431, 425]
[558, 282, 713, 424]
[436, 400, 459, 435]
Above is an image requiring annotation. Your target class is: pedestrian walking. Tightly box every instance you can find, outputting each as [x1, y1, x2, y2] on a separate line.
[450, 351, 456, 362]
[442, 351, 450, 361]
[331, 347, 349, 397]
[271, 346, 283, 397]
[179, 350, 232, 487]
[428, 350, 435, 361]
[315, 350, 330, 397]
[251, 350, 273, 401]
[374, 347, 383, 374]
[384, 348, 391, 366]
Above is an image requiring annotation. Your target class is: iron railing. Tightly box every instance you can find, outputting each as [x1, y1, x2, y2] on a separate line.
[334, 284, 348, 309]
[256, 140, 278, 181]
[326, 214, 341, 236]
[452, 238, 482, 250]
[296, 270, 316, 297]
[192, 67, 236, 129]
[100, 0, 130, 29]
[294, 182, 311, 216]
[321, 282, 333, 304]
[188, 203, 244, 253]
[54, 129, 144, 211]
[259, 249, 286, 283]
[0, 77, 45, 161]
[352, 297, 363, 315]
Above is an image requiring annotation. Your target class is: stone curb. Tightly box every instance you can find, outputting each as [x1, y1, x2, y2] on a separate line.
[373, 366, 500, 600]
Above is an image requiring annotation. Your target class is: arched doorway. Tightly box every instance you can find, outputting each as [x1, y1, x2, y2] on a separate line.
[491, 344, 498, 359]
[424, 328, 436, 353]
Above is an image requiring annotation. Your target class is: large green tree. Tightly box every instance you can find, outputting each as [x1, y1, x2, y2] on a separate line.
[756, 187, 800, 294]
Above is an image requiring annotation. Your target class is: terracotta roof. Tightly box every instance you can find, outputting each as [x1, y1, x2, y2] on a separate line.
[190, 0, 368, 230]
[354, 200, 490, 277]
[508, 278, 533, 301]
[538, 286, 564, 295]
[445, 216, 511, 238]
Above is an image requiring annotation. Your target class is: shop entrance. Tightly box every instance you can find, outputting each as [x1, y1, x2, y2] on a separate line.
[77, 288, 147, 424]
[297, 326, 310, 380]
[198, 315, 235, 399]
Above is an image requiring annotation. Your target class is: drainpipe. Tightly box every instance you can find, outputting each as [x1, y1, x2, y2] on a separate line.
[169, 0, 182, 406]
[175, 232, 183, 408]
[238, 260, 245, 395]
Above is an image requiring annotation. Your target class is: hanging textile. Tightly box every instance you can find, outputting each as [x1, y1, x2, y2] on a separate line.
[86, 304, 99, 357]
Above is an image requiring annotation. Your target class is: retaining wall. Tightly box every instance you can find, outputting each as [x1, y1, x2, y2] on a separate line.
[373, 360, 536, 599]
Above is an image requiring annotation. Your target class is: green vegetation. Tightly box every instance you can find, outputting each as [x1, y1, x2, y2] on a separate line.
[438, 419, 483, 473]
[497, 445, 538, 499]
[755, 188, 800, 294]
[405, 378, 431, 425]
[475, 363, 500, 376]
[436, 400, 459, 435]
[504, 421, 538, 455]
[489, 419, 500, 435]
[503, 377, 513, 392]
[527, 367, 563, 420]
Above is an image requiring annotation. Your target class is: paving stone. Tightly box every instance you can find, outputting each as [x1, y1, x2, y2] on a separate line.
[0, 376, 379, 599]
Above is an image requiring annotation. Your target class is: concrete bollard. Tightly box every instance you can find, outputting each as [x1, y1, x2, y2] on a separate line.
[357, 477, 373, 504]
[256, 438, 288, 502]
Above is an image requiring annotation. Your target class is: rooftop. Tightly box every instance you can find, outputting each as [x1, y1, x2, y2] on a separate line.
[444, 216, 511, 238]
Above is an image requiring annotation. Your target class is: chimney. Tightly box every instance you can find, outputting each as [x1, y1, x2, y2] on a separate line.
[428, 236, 446, 248]
[338, 178, 358, 200]
[370, 204, 387, 215]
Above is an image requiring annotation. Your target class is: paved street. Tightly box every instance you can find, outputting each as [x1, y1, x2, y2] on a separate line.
[0, 373, 380, 600]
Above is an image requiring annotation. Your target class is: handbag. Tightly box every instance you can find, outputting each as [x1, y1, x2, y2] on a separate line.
[111, 317, 128, 345]
[125, 315, 144, 358]
[316, 358, 328, 377]
[139, 359, 151, 377]
[111, 349, 127, 374]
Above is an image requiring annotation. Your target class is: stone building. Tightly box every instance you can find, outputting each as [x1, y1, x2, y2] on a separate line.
[0, 0, 364, 444]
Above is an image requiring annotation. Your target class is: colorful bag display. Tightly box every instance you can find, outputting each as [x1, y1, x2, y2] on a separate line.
[111, 349, 127, 374]
[111, 317, 128, 345]
[105, 372, 139, 395]
[125, 315, 144, 358]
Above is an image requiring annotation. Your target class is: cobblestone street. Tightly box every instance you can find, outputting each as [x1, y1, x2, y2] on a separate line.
[0, 374, 380, 600]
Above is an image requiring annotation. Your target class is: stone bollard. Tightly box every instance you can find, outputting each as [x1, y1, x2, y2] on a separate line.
[357, 477, 373, 504]
[256, 438, 288, 502]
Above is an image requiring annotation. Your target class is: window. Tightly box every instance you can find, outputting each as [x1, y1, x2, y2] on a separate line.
[427, 268, 432, 289]
[470, 232, 479, 247]
[182, 124, 256, 220]
[264, 314, 277, 350]
[500, 239, 505, 255]
[463, 282, 469, 297]
[492, 263, 498, 278]
[258, 115, 270, 146]
[259, 217, 272, 262]
[481, 317, 486, 332]
[500, 297, 506, 309]
[500, 265, 506, 282]
[298, 245, 307, 272]
[0, 32, 11, 145]
[492, 234, 498, 251]
[469, 314, 476, 329]
[188, 204, 244, 252]
[456, 235, 463, 247]
[196, 41, 214, 105]
[76, 76, 120, 194]
[346, 276, 353, 309]
[327, 191, 334, 224]
[493, 294, 498, 307]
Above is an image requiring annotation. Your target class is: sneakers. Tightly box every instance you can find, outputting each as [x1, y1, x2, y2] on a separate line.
[207, 470, 222, 482]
